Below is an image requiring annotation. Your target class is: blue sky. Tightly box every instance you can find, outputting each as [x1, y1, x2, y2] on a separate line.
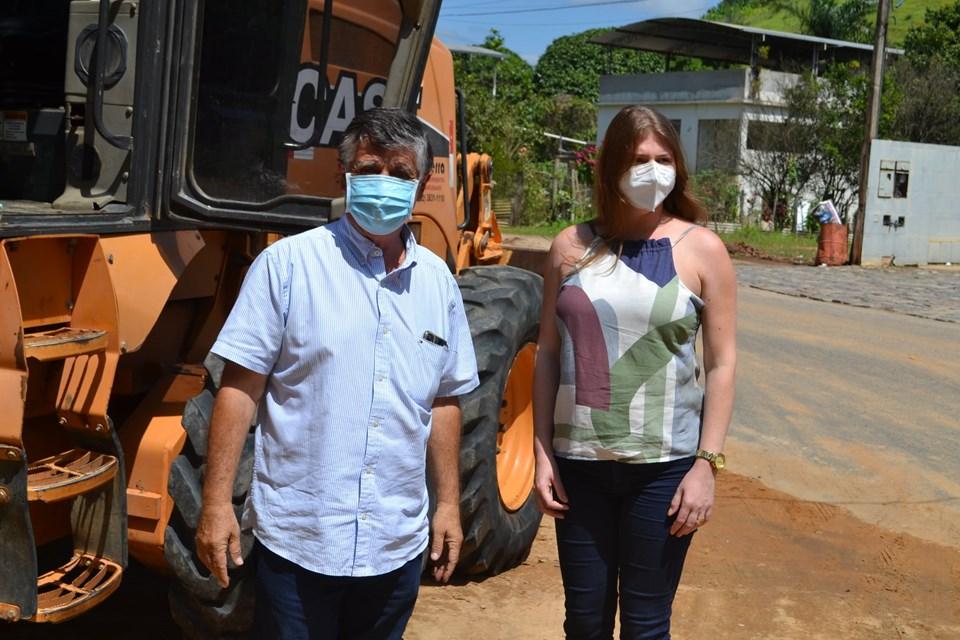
[437, 0, 721, 65]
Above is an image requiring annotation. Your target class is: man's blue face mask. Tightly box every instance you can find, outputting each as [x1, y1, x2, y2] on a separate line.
[345, 173, 419, 236]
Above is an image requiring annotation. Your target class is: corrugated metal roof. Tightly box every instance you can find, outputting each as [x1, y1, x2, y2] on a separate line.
[590, 18, 903, 70]
[445, 44, 507, 59]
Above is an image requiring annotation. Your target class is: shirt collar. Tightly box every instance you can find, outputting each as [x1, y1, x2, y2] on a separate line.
[336, 216, 419, 270]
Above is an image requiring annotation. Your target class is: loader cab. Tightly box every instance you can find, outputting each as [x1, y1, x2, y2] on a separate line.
[0, 0, 450, 236]
[171, 0, 459, 242]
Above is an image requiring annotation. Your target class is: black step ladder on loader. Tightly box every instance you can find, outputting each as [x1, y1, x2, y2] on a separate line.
[0, 235, 126, 623]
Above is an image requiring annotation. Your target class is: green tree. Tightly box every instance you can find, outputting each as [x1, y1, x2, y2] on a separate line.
[890, 61, 960, 146]
[780, 0, 875, 43]
[878, 2, 960, 146]
[740, 63, 892, 225]
[707, 0, 875, 42]
[786, 65, 869, 218]
[454, 30, 546, 175]
[533, 28, 664, 101]
[903, 0, 960, 70]
[533, 93, 597, 160]
[454, 31, 547, 221]
[454, 30, 542, 157]
[704, 0, 767, 24]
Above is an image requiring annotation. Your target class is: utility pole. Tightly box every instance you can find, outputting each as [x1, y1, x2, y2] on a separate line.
[852, 0, 892, 264]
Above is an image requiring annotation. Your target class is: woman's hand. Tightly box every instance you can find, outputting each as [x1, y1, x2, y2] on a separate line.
[534, 450, 570, 519]
[667, 459, 716, 536]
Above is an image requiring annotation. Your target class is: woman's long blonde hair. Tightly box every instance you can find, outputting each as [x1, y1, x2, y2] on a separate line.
[592, 105, 707, 245]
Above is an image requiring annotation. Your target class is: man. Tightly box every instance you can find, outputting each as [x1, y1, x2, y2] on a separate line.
[195, 108, 479, 639]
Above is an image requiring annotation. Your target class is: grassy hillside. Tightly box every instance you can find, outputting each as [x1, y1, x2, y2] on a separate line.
[704, 0, 955, 46]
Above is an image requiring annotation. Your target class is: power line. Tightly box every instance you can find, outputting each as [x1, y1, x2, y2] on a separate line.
[440, 3, 714, 29]
[442, 0, 565, 7]
[442, 0, 573, 11]
[442, 17, 626, 27]
[444, 0, 648, 18]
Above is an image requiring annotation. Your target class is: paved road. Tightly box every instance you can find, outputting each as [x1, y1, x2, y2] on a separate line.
[504, 232, 960, 323]
[730, 284, 960, 549]
[736, 262, 960, 323]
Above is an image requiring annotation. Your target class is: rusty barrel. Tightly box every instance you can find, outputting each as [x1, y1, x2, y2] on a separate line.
[815, 223, 848, 266]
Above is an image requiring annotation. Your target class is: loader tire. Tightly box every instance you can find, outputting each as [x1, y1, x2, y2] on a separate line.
[456, 266, 544, 576]
[166, 353, 256, 640]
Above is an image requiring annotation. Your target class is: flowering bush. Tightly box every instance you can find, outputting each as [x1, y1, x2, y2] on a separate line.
[574, 145, 598, 186]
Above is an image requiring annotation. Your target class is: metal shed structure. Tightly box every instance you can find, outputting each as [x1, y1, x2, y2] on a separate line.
[591, 18, 907, 226]
[589, 18, 902, 71]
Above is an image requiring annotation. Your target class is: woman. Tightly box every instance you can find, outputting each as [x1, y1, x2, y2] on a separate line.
[533, 105, 737, 639]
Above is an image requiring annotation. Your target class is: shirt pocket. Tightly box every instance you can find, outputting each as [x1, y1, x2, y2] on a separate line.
[408, 338, 449, 409]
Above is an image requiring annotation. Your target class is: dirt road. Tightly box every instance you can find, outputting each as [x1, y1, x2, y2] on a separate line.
[732, 285, 960, 550]
[409, 473, 960, 639]
[408, 282, 960, 639]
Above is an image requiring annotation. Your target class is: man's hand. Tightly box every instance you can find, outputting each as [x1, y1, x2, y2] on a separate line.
[196, 364, 265, 588]
[426, 397, 462, 583]
[429, 502, 462, 583]
[195, 502, 244, 588]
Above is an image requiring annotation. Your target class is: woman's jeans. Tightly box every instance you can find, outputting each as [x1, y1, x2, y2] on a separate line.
[554, 456, 696, 640]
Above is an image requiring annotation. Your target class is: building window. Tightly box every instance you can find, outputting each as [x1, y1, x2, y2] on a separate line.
[746, 120, 792, 152]
[893, 162, 910, 198]
[696, 119, 739, 172]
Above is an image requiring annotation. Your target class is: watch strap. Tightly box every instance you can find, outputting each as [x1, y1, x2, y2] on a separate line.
[695, 448, 725, 470]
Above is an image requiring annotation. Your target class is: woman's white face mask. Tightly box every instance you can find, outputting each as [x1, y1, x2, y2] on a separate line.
[618, 161, 676, 212]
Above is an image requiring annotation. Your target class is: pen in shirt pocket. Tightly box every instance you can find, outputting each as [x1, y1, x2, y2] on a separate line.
[422, 331, 447, 347]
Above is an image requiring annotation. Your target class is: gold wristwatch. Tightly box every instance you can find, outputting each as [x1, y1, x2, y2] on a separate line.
[695, 448, 726, 471]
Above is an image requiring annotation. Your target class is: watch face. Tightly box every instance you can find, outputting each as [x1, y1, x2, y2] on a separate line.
[715, 453, 726, 470]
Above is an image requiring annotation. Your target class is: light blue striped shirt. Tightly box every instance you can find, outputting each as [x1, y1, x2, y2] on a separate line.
[210, 216, 479, 577]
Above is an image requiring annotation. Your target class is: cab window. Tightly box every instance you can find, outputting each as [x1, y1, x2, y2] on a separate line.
[191, 0, 402, 206]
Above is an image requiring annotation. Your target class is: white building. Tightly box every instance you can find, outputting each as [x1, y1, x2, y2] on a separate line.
[591, 18, 902, 226]
[598, 67, 798, 174]
[598, 68, 801, 223]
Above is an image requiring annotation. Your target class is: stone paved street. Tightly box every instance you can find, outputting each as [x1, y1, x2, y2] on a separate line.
[503, 234, 960, 324]
[734, 262, 960, 323]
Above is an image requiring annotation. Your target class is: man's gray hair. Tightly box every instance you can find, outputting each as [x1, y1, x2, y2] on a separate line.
[339, 108, 432, 180]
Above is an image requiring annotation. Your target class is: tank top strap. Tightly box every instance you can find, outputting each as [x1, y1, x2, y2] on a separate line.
[671, 224, 700, 247]
[580, 222, 606, 260]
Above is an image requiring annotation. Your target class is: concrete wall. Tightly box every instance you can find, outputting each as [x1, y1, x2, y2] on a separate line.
[599, 70, 746, 173]
[756, 70, 800, 105]
[597, 102, 747, 174]
[597, 69, 794, 175]
[597, 69, 802, 222]
[863, 139, 960, 266]
[599, 69, 750, 106]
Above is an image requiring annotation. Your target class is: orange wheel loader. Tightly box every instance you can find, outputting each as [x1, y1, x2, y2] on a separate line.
[0, 1, 542, 636]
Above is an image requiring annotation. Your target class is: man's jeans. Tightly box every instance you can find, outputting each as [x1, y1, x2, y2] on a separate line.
[254, 539, 422, 640]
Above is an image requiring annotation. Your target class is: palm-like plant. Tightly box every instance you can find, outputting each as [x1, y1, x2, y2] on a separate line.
[780, 0, 876, 43]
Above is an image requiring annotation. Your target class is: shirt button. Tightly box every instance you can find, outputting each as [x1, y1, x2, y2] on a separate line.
[371, 420, 380, 429]
[372, 249, 382, 257]
[377, 375, 384, 383]
[383, 328, 390, 336]
[365, 466, 373, 475]
[360, 513, 368, 521]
